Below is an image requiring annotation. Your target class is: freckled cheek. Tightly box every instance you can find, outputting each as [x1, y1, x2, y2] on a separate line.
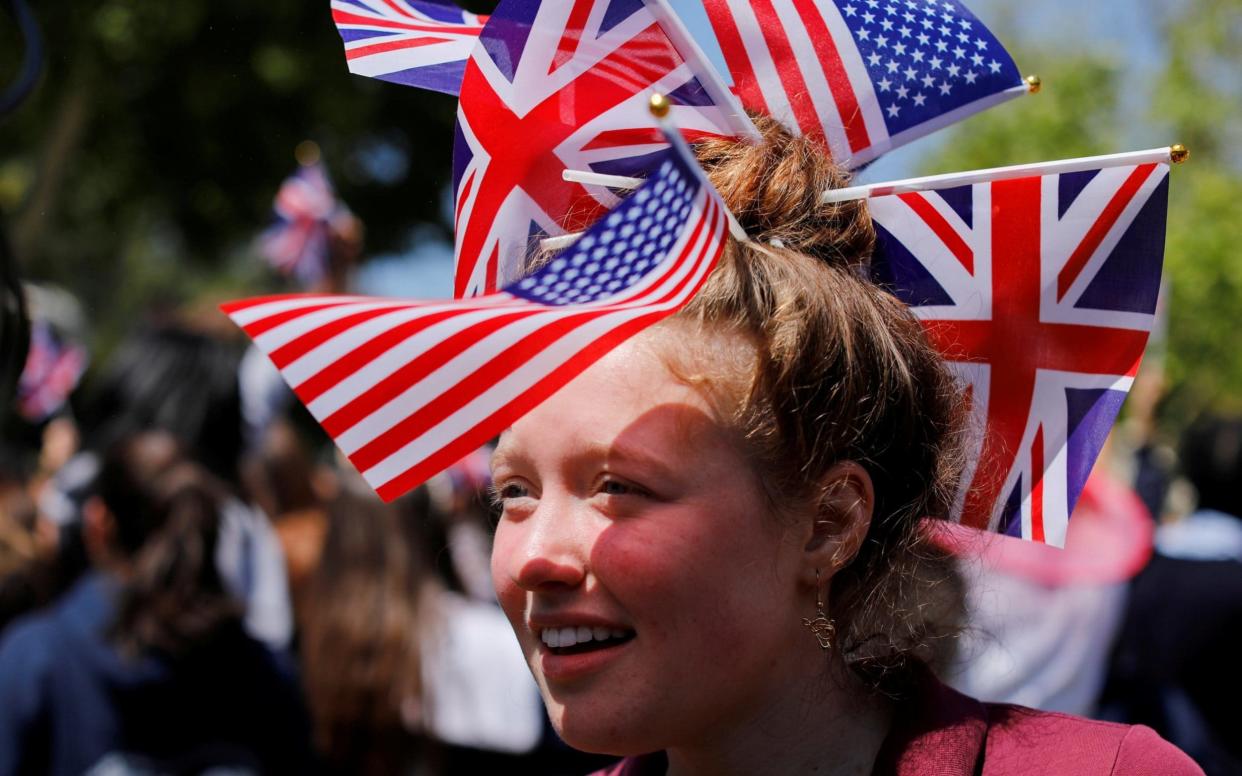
[592, 525, 748, 644]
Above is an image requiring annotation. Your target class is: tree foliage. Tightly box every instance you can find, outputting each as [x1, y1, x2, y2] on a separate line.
[1, 0, 473, 346]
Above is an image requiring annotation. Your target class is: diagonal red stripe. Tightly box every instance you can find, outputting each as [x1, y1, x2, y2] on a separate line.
[269, 305, 404, 369]
[243, 302, 352, 338]
[346, 37, 454, 60]
[899, 192, 974, 273]
[551, 0, 596, 72]
[293, 308, 504, 405]
[1056, 163, 1157, 301]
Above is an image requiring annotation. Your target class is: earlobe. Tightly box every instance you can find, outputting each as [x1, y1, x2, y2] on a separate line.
[802, 461, 875, 576]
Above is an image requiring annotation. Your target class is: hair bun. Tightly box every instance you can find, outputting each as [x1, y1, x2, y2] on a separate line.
[694, 116, 875, 271]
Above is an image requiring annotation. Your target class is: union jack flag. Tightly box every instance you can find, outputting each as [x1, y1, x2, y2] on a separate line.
[331, 0, 487, 96]
[451, 0, 752, 299]
[225, 139, 729, 501]
[259, 162, 351, 287]
[677, 0, 1024, 167]
[870, 162, 1170, 546]
[16, 319, 88, 423]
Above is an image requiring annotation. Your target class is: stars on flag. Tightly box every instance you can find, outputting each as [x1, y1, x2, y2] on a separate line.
[838, 0, 1019, 135]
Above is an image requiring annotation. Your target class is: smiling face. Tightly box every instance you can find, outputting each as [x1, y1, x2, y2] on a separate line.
[490, 324, 812, 755]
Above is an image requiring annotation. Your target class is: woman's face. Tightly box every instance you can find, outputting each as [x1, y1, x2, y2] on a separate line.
[490, 326, 810, 754]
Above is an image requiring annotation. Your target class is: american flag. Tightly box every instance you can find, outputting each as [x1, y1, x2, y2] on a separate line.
[259, 162, 350, 287]
[680, 0, 1024, 167]
[16, 319, 88, 423]
[224, 140, 729, 502]
[451, 0, 752, 299]
[331, 0, 487, 96]
[870, 162, 1170, 546]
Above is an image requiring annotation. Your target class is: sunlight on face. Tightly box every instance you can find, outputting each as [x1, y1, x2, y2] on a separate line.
[489, 324, 809, 755]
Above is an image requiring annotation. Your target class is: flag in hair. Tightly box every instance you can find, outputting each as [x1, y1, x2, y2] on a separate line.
[16, 319, 88, 423]
[673, 0, 1024, 167]
[869, 161, 1170, 547]
[259, 162, 351, 287]
[331, 0, 487, 96]
[452, 0, 753, 299]
[224, 137, 729, 502]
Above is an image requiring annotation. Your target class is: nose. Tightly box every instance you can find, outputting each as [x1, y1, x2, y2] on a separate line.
[506, 496, 591, 593]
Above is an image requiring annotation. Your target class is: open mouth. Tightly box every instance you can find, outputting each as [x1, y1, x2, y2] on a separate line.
[540, 626, 636, 656]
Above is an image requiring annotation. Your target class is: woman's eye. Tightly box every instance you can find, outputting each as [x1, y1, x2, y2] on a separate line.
[598, 477, 648, 498]
[497, 482, 530, 501]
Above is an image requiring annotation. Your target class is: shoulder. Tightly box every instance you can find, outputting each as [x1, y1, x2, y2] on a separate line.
[984, 704, 1203, 776]
[0, 608, 60, 683]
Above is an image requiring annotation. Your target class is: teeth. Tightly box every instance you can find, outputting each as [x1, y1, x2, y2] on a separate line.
[540, 625, 632, 649]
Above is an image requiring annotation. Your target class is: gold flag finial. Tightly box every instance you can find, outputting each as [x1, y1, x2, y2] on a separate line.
[648, 92, 671, 119]
[1025, 74, 1042, 94]
[1170, 144, 1190, 164]
[294, 140, 322, 167]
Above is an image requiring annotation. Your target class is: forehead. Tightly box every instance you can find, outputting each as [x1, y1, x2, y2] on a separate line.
[494, 324, 750, 464]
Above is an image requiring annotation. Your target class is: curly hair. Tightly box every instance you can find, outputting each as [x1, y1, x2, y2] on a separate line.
[672, 116, 970, 691]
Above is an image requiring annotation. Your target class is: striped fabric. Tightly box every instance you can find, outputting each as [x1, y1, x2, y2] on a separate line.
[224, 140, 729, 501]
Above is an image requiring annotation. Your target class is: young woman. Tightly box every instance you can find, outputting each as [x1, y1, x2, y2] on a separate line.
[487, 119, 1202, 776]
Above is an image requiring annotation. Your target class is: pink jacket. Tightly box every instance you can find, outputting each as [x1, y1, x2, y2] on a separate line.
[592, 674, 1202, 776]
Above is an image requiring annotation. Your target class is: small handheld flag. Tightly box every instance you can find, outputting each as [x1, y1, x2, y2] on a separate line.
[225, 130, 731, 502]
[869, 156, 1171, 547]
[331, 0, 487, 96]
[677, 0, 1027, 168]
[16, 319, 87, 423]
[258, 162, 354, 288]
[451, 0, 756, 300]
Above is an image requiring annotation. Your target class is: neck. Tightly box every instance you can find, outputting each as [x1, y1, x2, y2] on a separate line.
[665, 661, 893, 776]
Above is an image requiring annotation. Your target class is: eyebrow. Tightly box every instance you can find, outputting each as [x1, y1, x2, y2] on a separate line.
[491, 435, 685, 483]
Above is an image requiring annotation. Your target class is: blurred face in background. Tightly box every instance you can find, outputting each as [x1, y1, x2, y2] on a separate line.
[490, 325, 810, 755]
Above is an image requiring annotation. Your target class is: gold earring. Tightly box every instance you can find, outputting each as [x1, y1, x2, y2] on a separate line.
[802, 568, 836, 650]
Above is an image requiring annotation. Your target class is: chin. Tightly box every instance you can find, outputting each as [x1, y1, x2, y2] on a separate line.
[548, 698, 668, 757]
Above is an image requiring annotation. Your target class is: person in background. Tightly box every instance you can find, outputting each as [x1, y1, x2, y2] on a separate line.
[0, 431, 313, 775]
[298, 475, 547, 775]
[1099, 415, 1242, 775]
[44, 321, 294, 652]
[1155, 415, 1242, 561]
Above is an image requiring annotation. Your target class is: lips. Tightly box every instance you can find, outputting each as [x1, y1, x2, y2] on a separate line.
[529, 617, 637, 680]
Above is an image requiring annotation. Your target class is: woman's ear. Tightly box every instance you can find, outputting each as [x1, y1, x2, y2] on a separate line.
[801, 461, 874, 583]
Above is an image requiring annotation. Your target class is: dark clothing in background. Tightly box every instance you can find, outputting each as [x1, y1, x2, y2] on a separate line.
[0, 573, 313, 775]
[1101, 553, 1242, 775]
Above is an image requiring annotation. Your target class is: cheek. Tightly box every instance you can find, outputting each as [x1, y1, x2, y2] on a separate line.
[490, 522, 528, 632]
[593, 509, 777, 641]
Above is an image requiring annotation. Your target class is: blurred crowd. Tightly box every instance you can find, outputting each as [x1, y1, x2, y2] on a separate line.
[0, 283, 616, 774]
[1, 251, 1240, 776]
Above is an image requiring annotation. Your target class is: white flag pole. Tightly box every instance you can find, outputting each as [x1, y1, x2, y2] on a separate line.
[563, 169, 644, 189]
[822, 145, 1188, 203]
[642, 0, 762, 144]
[546, 94, 751, 252]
